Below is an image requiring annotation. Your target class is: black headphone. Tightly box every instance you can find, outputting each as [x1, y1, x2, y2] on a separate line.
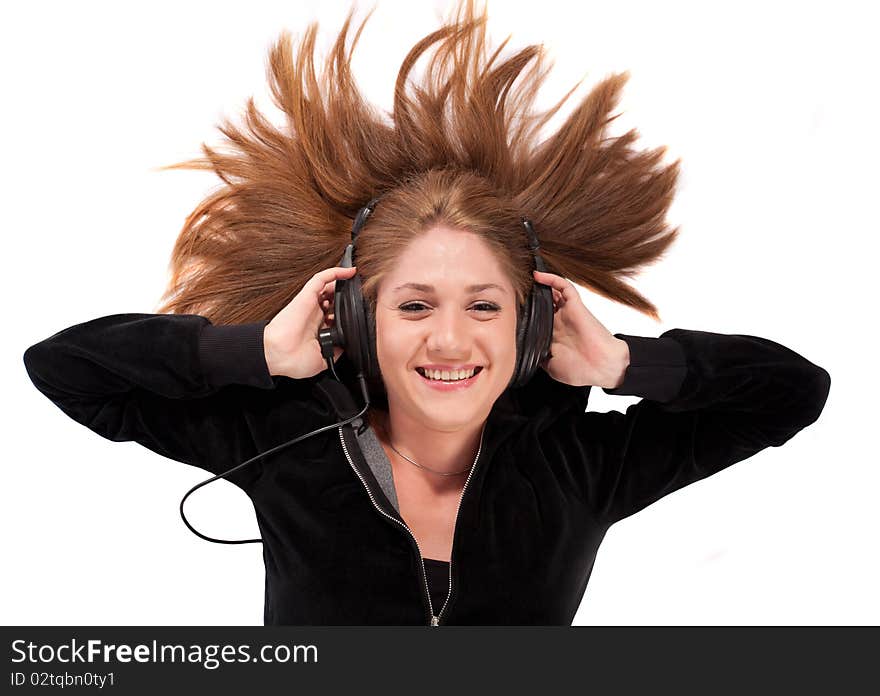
[179, 197, 553, 545]
[319, 196, 554, 392]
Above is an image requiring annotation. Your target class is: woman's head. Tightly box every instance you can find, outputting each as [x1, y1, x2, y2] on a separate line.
[353, 166, 533, 419]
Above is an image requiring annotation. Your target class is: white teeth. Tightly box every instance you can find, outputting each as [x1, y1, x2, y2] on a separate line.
[420, 367, 477, 381]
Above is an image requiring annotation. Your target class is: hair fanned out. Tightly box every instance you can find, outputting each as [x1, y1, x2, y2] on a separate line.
[154, 0, 681, 325]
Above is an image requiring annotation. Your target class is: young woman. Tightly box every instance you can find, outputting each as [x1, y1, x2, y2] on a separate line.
[22, 0, 830, 625]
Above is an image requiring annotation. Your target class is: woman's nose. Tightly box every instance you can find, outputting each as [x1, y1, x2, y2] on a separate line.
[426, 308, 469, 353]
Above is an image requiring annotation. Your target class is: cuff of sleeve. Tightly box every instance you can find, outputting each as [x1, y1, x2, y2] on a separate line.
[198, 320, 275, 390]
[601, 333, 687, 402]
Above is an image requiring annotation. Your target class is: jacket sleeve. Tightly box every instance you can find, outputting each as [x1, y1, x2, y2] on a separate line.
[576, 328, 831, 526]
[22, 313, 280, 490]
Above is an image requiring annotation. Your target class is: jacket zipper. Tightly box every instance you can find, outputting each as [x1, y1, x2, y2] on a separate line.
[338, 421, 487, 626]
[337, 426, 437, 626]
[434, 437, 483, 625]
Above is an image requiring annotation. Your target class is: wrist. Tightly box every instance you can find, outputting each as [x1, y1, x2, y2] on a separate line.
[603, 337, 630, 389]
[263, 323, 278, 376]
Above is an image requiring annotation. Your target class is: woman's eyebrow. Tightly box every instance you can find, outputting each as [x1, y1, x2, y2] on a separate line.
[392, 282, 505, 293]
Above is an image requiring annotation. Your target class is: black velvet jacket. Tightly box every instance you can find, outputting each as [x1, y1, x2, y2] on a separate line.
[22, 314, 831, 625]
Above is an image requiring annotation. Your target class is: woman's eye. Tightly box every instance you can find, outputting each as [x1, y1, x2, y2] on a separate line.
[399, 302, 429, 312]
[398, 302, 499, 313]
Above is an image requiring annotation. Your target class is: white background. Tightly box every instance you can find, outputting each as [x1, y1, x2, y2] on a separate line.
[2, 0, 874, 625]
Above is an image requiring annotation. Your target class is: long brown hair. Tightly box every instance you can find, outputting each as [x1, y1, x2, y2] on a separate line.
[153, 0, 681, 326]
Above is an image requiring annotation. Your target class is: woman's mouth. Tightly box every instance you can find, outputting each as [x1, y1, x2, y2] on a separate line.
[414, 366, 484, 392]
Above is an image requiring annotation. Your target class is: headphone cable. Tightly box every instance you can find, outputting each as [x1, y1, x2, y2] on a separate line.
[178, 355, 369, 545]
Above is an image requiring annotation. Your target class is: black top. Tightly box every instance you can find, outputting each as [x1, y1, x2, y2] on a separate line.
[21, 313, 831, 625]
[423, 558, 450, 613]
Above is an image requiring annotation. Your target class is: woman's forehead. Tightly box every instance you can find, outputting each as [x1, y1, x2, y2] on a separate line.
[388, 280, 509, 296]
[381, 228, 512, 294]
[398, 225, 497, 259]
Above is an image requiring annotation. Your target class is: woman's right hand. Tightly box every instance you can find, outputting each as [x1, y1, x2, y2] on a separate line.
[263, 265, 358, 379]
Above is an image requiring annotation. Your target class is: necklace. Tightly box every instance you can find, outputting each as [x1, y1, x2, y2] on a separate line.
[385, 421, 487, 477]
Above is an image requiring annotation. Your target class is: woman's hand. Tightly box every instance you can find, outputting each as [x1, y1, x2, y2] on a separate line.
[532, 270, 630, 389]
[263, 265, 358, 379]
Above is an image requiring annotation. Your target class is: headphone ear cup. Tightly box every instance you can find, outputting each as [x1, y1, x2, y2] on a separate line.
[364, 298, 389, 407]
[363, 292, 380, 381]
[333, 257, 373, 380]
[510, 293, 531, 389]
[511, 282, 554, 389]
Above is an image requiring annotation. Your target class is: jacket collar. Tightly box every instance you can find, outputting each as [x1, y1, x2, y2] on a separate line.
[310, 369, 530, 524]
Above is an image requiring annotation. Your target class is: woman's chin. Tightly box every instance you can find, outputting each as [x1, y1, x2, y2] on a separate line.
[384, 369, 499, 425]
[409, 397, 489, 431]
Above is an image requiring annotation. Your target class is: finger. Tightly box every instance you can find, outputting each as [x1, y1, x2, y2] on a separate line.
[309, 266, 357, 297]
[533, 269, 566, 282]
[534, 270, 576, 301]
[532, 269, 565, 288]
[535, 272, 562, 302]
[320, 266, 358, 296]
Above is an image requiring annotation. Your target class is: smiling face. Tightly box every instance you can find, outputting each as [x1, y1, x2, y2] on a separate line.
[373, 223, 519, 432]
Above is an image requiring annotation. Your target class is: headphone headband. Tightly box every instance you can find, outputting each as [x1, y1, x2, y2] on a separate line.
[351, 196, 382, 242]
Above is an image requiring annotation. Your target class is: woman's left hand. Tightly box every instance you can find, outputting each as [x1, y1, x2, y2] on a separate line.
[532, 270, 630, 389]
